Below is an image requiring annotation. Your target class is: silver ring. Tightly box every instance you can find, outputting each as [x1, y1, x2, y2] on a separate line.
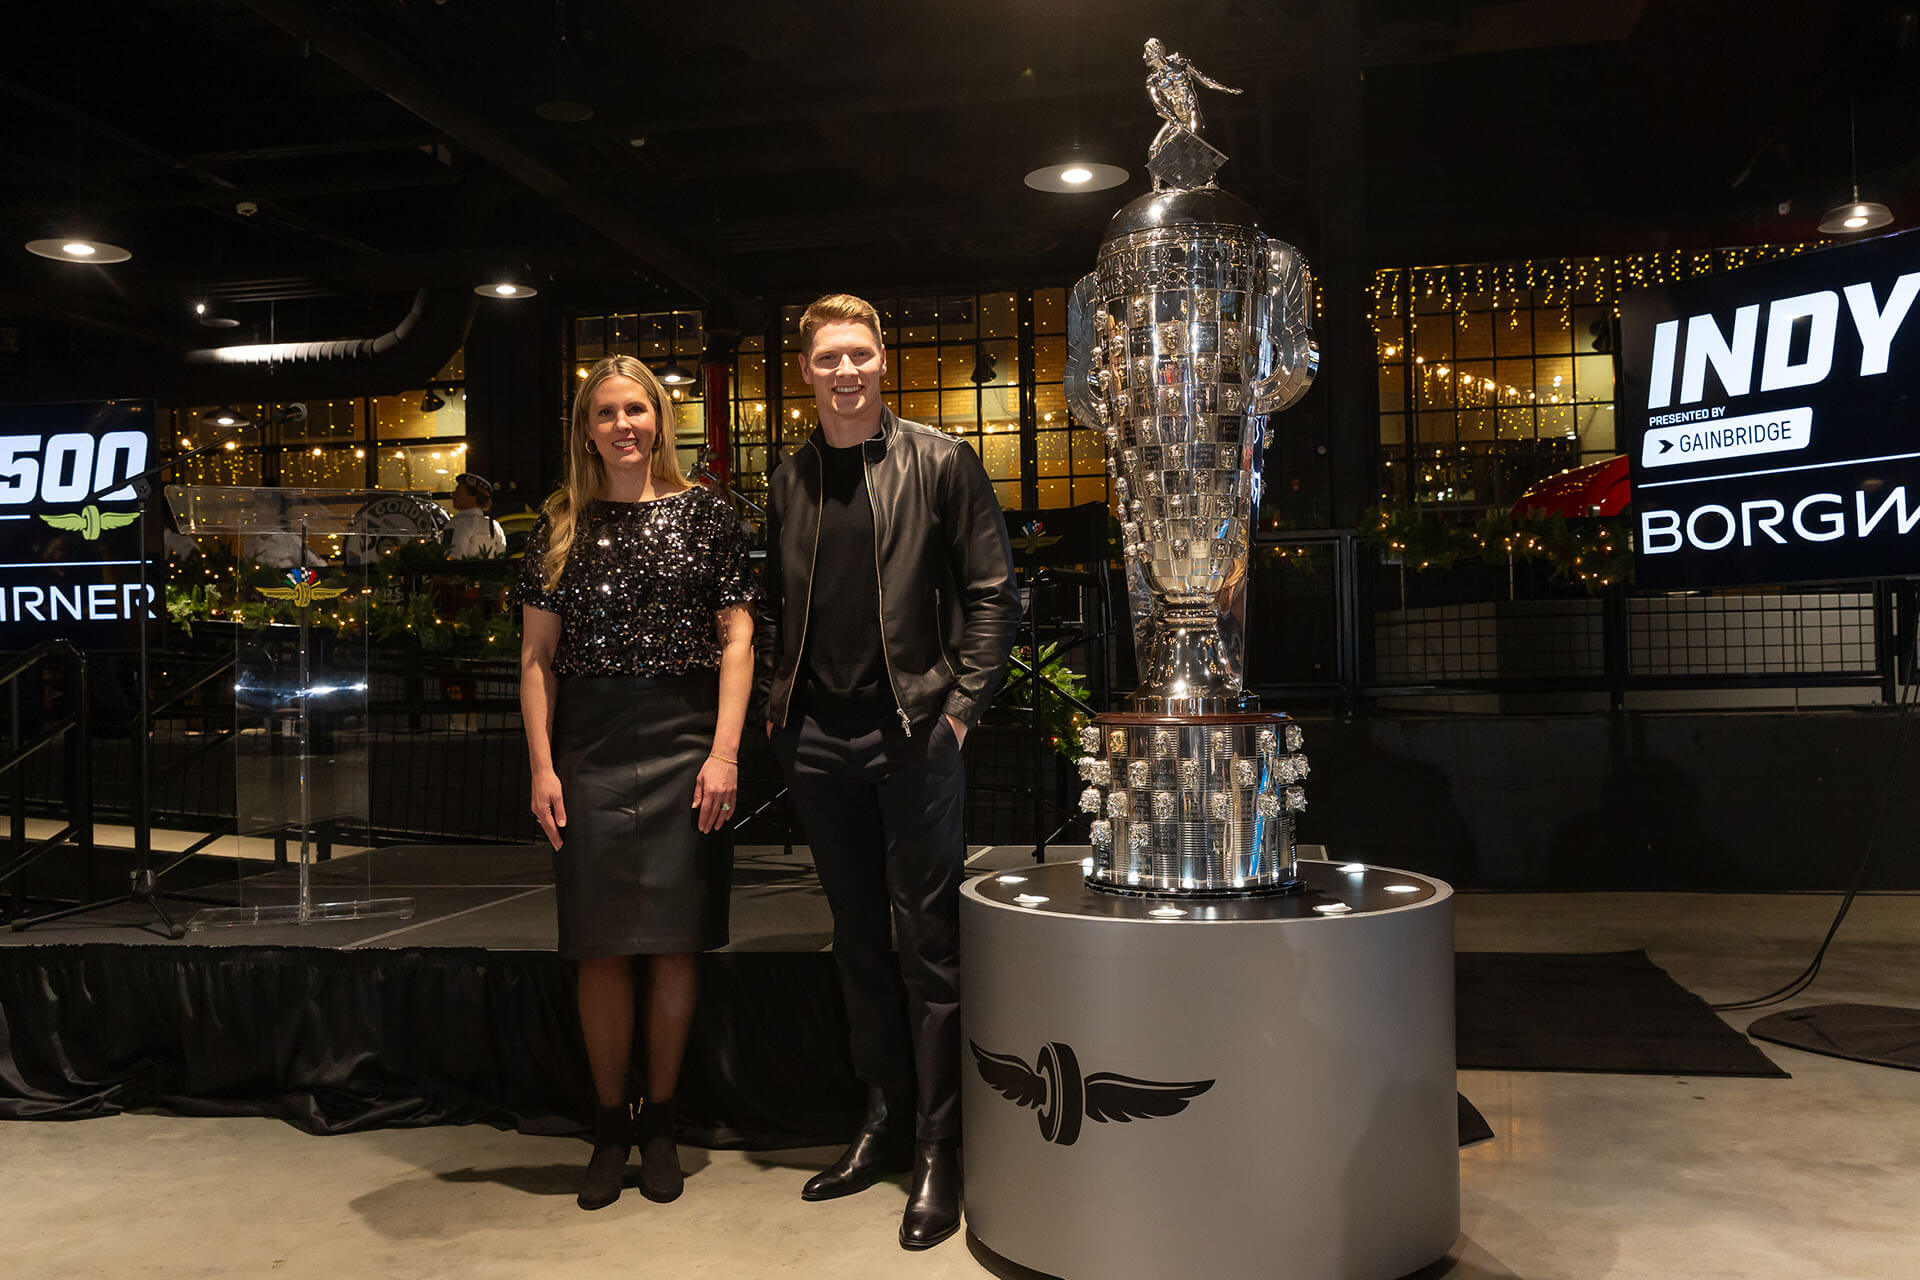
[720, 803, 732, 810]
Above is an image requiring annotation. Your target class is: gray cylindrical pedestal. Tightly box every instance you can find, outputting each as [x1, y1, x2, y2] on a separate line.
[961, 860, 1458, 1280]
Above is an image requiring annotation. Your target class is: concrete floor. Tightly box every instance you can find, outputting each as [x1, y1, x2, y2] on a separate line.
[10, 889, 1920, 1280]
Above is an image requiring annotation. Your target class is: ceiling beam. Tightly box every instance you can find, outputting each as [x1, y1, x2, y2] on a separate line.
[241, 0, 757, 320]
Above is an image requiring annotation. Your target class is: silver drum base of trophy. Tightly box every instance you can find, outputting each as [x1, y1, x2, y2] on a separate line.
[961, 860, 1461, 1280]
[1074, 710, 1309, 897]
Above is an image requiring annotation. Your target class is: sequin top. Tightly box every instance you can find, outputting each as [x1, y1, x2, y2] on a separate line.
[517, 486, 756, 677]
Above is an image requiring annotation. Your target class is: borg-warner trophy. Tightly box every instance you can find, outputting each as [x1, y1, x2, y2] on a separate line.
[1065, 37, 1318, 896]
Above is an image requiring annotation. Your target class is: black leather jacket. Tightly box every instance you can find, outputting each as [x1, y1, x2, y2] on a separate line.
[754, 409, 1021, 735]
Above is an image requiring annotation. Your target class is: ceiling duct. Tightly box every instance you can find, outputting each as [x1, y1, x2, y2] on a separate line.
[177, 286, 477, 403]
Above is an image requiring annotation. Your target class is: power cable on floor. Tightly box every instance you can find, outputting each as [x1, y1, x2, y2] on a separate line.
[1711, 655, 1919, 1013]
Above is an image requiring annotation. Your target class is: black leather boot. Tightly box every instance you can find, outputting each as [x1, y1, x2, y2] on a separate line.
[899, 1138, 961, 1250]
[635, 1096, 684, 1203]
[800, 1086, 914, 1201]
[577, 1102, 633, 1211]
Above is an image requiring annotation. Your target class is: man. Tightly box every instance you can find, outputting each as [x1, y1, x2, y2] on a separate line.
[446, 472, 507, 558]
[756, 293, 1019, 1250]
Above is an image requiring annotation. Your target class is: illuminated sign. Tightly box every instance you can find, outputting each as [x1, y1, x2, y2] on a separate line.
[0, 401, 156, 640]
[1622, 230, 1920, 589]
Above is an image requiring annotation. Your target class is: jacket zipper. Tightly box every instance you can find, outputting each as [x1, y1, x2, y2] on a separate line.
[863, 443, 912, 737]
[779, 443, 826, 728]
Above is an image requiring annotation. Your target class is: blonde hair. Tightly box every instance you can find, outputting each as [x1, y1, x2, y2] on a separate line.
[540, 354, 691, 592]
[799, 293, 884, 355]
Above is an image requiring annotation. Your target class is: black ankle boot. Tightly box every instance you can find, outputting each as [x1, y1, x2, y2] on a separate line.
[899, 1138, 962, 1250]
[577, 1102, 633, 1211]
[636, 1096, 683, 1204]
[800, 1086, 914, 1202]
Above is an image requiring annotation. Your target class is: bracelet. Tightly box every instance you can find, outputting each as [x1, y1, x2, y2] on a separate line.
[708, 752, 738, 765]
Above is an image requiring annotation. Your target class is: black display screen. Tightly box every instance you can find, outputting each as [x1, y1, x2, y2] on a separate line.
[0, 399, 157, 646]
[1621, 230, 1920, 589]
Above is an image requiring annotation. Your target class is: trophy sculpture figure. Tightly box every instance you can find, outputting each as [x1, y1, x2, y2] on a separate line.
[1065, 38, 1318, 897]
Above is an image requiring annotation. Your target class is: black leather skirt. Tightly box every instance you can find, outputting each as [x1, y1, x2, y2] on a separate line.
[550, 673, 732, 958]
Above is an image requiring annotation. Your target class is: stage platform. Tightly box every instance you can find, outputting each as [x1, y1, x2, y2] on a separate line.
[0, 842, 1045, 951]
[0, 842, 1055, 1149]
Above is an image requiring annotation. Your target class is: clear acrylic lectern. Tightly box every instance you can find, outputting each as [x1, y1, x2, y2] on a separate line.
[166, 486, 448, 929]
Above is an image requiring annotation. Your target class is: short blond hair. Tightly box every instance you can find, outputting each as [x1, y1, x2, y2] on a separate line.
[799, 293, 884, 355]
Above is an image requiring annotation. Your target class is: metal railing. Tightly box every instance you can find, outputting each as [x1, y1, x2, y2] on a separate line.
[1, 640, 93, 917]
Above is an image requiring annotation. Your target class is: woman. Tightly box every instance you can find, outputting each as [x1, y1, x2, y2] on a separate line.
[518, 354, 755, 1210]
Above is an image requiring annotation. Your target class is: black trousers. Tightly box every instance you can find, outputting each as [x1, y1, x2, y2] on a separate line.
[771, 711, 967, 1142]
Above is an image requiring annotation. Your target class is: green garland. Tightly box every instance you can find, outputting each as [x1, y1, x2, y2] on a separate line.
[1361, 506, 1634, 591]
[996, 641, 1093, 762]
[164, 539, 521, 658]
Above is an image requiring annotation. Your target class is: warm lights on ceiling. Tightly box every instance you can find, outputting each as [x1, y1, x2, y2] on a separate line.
[477, 282, 538, 298]
[26, 237, 132, 263]
[1023, 158, 1128, 194]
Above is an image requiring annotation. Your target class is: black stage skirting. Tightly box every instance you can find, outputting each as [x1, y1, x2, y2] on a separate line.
[0, 846, 1775, 1145]
[0, 944, 865, 1148]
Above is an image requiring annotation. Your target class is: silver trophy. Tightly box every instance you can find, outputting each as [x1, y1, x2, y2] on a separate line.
[1066, 38, 1318, 896]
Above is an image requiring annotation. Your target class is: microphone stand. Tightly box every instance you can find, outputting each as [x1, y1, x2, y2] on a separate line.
[690, 444, 766, 521]
[13, 422, 254, 937]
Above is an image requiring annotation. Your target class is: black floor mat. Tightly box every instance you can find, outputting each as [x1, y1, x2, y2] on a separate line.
[1457, 950, 1787, 1077]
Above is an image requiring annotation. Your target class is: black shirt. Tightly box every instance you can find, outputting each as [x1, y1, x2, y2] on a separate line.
[799, 437, 893, 717]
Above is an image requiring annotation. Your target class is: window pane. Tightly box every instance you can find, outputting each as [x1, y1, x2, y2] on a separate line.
[1071, 429, 1105, 474]
[978, 339, 1016, 387]
[1036, 478, 1069, 508]
[575, 316, 606, 360]
[1034, 383, 1067, 424]
[938, 295, 976, 341]
[980, 292, 1016, 340]
[1578, 403, 1616, 453]
[979, 386, 1018, 431]
[900, 346, 939, 391]
[979, 432, 1021, 481]
[737, 353, 765, 399]
[900, 391, 940, 425]
[282, 444, 368, 489]
[940, 388, 979, 430]
[1455, 311, 1492, 359]
[1378, 365, 1404, 413]
[378, 442, 467, 492]
[270, 398, 360, 445]
[1035, 429, 1069, 477]
[1494, 310, 1532, 357]
[180, 446, 261, 488]
[900, 297, 939, 344]
[436, 347, 466, 381]
[1379, 413, 1406, 445]
[1536, 307, 1572, 353]
[374, 391, 466, 440]
[1033, 336, 1066, 384]
[782, 353, 810, 397]
[1574, 353, 1614, 403]
[1070, 477, 1109, 506]
[1033, 288, 1066, 334]
[939, 343, 978, 387]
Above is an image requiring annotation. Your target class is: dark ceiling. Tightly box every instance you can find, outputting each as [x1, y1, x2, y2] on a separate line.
[1, 0, 1915, 359]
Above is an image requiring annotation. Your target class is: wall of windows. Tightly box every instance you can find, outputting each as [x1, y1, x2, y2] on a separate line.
[568, 289, 1108, 515]
[168, 349, 469, 496]
[1369, 248, 1816, 514]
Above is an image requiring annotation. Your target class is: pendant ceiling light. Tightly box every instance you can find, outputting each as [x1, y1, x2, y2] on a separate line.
[1024, 152, 1129, 194]
[26, 236, 132, 263]
[1818, 96, 1894, 235]
[657, 360, 695, 386]
[476, 281, 539, 299]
